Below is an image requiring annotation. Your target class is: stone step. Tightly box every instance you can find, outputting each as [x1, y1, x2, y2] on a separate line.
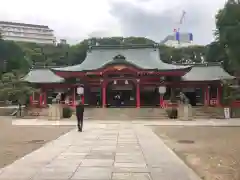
[192, 106, 224, 119]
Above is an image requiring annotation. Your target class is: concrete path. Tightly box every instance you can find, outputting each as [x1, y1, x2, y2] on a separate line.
[0, 120, 202, 180]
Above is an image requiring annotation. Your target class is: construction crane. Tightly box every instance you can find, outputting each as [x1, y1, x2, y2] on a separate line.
[160, 10, 191, 47]
[174, 10, 186, 33]
[174, 11, 193, 47]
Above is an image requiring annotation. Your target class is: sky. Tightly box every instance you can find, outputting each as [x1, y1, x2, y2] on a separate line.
[0, 0, 226, 45]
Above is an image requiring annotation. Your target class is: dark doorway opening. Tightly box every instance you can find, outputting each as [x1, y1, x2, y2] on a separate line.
[185, 91, 197, 106]
[183, 87, 204, 106]
[140, 86, 159, 107]
[87, 87, 102, 107]
[106, 80, 136, 107]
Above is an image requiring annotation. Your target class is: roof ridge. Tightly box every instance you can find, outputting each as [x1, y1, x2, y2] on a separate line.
[89, 44, 159, 50]
[0, 21, 50, 29]
[173, 62, 222, 67]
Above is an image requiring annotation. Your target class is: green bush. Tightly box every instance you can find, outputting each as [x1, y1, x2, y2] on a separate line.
[166, 107, 178, 119]
[62, 106, 73, 118]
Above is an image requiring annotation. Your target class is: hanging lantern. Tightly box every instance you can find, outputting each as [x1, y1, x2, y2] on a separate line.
[125, 80, 128, 85]
[77, 87, 84, 95]
[114, 80, 117, 85]
[158, 86, 166, 95]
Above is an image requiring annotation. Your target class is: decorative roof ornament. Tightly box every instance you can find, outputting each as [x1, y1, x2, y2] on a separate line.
[113, 54, 126, 61]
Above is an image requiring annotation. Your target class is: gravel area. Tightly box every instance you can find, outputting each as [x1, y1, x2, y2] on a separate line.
[0, 118, 74, 168]
[152, 126, 240, 180]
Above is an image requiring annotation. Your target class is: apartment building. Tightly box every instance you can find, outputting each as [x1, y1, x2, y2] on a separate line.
[0, 21, 56, 44]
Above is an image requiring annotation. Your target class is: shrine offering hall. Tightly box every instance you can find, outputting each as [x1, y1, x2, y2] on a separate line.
[23, 44, 234, 108]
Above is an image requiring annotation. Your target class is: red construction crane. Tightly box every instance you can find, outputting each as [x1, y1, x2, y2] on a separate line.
[174, 10, 186, 33]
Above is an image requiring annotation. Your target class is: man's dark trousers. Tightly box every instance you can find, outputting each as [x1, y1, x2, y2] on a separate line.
[76, 103, 84, 132]
[77, 115, 83, 131]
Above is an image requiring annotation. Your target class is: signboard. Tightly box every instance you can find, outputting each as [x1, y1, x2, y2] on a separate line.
[182, 88, 195, 92]
[112, 85, 133, 90]
[77, 87, 84, 95]
[224, 107, 230, 119]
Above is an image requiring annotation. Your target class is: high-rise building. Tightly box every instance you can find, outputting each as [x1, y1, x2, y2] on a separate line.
[0, 21, 56, 44]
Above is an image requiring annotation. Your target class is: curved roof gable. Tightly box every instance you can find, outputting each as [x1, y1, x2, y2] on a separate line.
[52, 45, 191, 72]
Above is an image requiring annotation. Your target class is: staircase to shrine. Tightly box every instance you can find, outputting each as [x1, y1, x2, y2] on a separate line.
[74, 108, 169, 120]
[192, 106, 224, 119]
[21, 106, 224, 120]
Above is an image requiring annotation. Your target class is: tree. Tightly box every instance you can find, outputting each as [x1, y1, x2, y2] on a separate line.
[0, 40, 30, 73]
[215, 0, 240, 74]
[0, 71, 37, 105]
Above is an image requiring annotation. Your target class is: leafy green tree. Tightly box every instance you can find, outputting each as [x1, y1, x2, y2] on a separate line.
[0, 40, 30, 73]
[215, 0, 240, 74]
[0, 71, 37, 105]
[159, 45, 206, 64]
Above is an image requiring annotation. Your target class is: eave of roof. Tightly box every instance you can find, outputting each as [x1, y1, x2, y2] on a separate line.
[182, 64, 235, 81]
[22, 69, 64, 83]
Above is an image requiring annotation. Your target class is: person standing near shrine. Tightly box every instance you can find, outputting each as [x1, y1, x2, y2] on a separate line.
[76, 100, 84, 132]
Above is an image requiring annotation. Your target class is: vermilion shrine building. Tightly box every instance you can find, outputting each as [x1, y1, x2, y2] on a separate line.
[23, 44, 234, 108]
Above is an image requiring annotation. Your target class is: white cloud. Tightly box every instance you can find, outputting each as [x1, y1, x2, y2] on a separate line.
[0, 0, 226, 44]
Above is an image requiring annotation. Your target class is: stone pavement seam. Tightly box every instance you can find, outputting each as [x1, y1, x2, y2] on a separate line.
[111, 124, 119, 180]
[132, 125, 153, 179]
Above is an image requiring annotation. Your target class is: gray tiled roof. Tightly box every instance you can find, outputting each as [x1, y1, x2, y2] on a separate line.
[182, 65, 235, 81]
[22, 69, 64, 83]
[52, 45, 190, 72]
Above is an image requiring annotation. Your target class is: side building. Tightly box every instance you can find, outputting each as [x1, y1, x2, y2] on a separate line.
[0, 21, 56, 44]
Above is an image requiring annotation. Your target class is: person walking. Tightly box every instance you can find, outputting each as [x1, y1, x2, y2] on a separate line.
[76, 100, 84, 132]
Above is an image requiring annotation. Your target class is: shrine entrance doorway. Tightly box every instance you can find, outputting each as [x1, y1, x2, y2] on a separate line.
[106, 80, 136, 107]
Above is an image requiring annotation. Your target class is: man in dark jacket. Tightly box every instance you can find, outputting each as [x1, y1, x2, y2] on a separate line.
[76, 100, 84, 132]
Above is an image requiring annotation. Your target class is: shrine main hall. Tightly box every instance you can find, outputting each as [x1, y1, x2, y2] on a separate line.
[23, 44, 234, 108]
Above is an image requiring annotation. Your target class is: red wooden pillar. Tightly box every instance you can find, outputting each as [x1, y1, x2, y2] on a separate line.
[216, 85, 222, 106]
[30, 95, 33, 106]
[136, 79, 140, 108]
[41, 91, 47, 107]
[39, 93, 42, 107]
[72, 87, 76, 107]
[160, 95, 164, 108]
[81, 95, 85, 105]
[102, 81, 107, 108]
[204, 86, 209, 106]
[44, 91, 47, 106]
[40, 88, 47, 107]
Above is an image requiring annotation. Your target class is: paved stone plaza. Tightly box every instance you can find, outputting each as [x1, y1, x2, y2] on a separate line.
[2, 119, 235, 180]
